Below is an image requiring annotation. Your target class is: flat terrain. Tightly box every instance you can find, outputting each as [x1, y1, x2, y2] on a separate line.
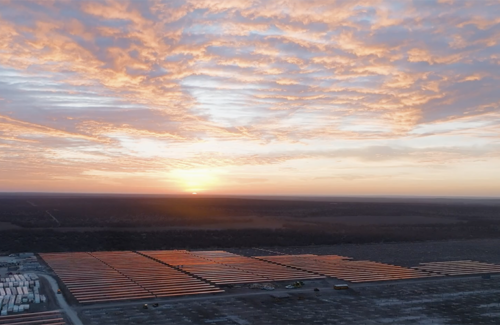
[0, 221, 22, 230]
[5, 239, 500, 325]
[0, 194, 499, 252]
[73, 240, 500, 324]
[303, 215, 461, 225]
[2, 195, 500, 324]
[77, 275, 500, 325]
[1, 194, 499, 229]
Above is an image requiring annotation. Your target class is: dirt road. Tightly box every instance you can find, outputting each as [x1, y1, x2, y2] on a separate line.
[37, 274, 83, 325]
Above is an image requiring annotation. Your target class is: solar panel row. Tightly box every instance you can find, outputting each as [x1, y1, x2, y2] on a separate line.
[333, 260, 440, 282]
[90, 251, 223, 297]
[39, 252, 153, 303]
[40, 252, 223, 304]
[412, 260, 500, 276]
[255, 254, 439, 283]
[0, 310, 66, 325]
[43, 250, 484, 305]
[190, 251, 324, 282]
[139, 250, 270, 285]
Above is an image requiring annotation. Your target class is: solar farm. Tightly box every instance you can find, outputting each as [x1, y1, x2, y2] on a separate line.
[1, 240, 500, 324]
[35, 249, 500, 307]
[254, 254, 442, 282]
[0, 310, 67, 325]
[141, 250, 324, 284]
[39, 251, 223, 304]
[412, 260, 500, 276]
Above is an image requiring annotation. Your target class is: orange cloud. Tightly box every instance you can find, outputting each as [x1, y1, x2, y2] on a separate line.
[0, 0, 499, 195]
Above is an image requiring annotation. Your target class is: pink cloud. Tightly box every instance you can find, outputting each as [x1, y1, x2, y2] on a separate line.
[0, 0, 499, 195]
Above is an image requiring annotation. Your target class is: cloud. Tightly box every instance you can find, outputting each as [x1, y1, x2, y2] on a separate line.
[0, 0, 499, 195]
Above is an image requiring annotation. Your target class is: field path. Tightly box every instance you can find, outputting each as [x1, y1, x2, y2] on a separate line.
[45, 210, 61, 226]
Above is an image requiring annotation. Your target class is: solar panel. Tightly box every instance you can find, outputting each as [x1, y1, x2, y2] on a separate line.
[0, 310, 67, 325]
[40, 252, 153, 303]
[191, 252, 324, 282]
[140, 250, 269, 285]
[40, 251, 223, 304]
[90, 251, 223, 297]
[255, 254, 439, 283]
[141, 250, 324, 285]
[412, 260, 500, 276]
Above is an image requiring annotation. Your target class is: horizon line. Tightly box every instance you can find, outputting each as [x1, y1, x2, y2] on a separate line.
[0, 191, 498, 200]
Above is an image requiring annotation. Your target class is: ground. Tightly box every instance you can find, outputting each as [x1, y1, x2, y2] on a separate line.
[77, 276, 500, 325]
[1, 192, 500, 325]
[4, 239, 500, 324]
[65, 239, 500, 324]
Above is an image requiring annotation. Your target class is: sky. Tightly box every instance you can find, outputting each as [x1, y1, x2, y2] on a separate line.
[0, 0, 499, 196]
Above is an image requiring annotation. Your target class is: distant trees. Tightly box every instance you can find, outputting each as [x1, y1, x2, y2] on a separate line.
[1, 220, 499, 253]
[0, 196, 499, 253]
[2, 197, 500, 228]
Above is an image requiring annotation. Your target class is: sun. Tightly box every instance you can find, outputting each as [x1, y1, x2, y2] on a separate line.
[170, 169, 217, 193]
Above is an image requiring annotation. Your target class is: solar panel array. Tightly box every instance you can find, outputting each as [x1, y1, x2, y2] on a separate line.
[43, 250, 493, 304]
[90, 251, 223, 297]
[40, 252, 153, 303]
[140, 250, 270, 284]
[0, 310, 66, 325]
[412, 260, 500, 276]
[191, 251, 324, 282]
[255, 254, 439, 283]
[39, 252, 222, 304]
[141, 250, 323, 285]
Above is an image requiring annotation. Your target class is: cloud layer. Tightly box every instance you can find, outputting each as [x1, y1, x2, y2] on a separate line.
[0, 0, 499, 196]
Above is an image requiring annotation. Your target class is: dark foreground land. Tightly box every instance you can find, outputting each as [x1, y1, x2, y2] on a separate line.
[74, 240, 500, 325]
[0, 194, 499, 253]
[5, 237, 500, 325]
[79, 276, 500, 325]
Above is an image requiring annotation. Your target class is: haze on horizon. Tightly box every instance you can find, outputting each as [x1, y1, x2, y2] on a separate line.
[0, 0, 499, 197]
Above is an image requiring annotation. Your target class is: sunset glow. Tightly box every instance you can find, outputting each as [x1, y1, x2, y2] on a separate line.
[0, 0, 499, 196]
